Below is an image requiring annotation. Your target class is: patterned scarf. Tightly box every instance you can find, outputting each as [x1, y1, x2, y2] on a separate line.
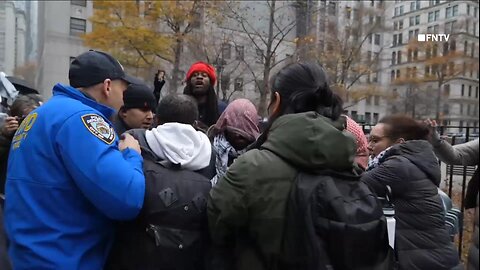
[367, 146, 392, 171]
[211, 134, 246, 186]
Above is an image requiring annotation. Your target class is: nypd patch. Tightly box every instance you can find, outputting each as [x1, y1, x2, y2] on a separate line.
[81, 114, 116, 145]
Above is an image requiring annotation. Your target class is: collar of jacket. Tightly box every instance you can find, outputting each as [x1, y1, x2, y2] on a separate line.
[52, 83, 115, 119]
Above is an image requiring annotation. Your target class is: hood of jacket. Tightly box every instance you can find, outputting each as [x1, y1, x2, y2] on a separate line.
[145, 122, 212, 171]
[385, 140, 441, 186]
[261, 112, 356, 173]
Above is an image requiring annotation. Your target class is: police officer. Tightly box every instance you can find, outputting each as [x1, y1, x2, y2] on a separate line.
[4, 50, 146, 270]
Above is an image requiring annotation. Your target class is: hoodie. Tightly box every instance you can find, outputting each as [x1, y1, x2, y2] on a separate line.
[145, 123, 212, 171]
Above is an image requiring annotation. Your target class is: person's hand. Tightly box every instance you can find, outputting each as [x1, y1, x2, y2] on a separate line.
[424, 118, 441, 143]
[118, 133, 141, 154]
[1, 116, 19, 137]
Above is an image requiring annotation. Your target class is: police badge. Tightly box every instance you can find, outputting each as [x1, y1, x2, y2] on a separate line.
[81, 114, 116, 144]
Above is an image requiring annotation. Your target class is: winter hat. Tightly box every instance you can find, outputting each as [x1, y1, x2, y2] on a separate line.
[123, 84, 157, 112]
[186, 62, 217, 86]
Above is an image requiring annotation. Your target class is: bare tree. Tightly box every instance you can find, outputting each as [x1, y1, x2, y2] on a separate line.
[224, 0, 297, 115]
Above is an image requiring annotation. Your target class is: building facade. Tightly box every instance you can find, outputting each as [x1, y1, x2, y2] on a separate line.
[35, 0, 93, 97]
[0, 1, 27, 76]
[387, 0, 479, 134]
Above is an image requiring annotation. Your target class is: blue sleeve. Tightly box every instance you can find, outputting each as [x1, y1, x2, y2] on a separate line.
[55, 112, 145, 220]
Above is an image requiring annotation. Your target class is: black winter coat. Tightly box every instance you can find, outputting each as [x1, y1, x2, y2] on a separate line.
[361, 140, 462, 270]
[105, 129, 214, 270]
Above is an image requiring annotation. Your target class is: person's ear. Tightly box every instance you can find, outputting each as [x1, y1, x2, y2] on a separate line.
[269, 92, 281, 118]
[119, 107, 127, 119]
[102, 79, 112, 97]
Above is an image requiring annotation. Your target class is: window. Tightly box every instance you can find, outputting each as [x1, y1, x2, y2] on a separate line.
[328, 2, 336, 15]
[398, 33, 403, 45]
[471, 44, 475, 57]
[407, 49, 412, 62]
[464, 41, 468, 55]
[448, 62, 454, 76]
[399, 20, 404, 30]
[406, 67, 411, 78]
[416, 1, 420, 10]
[410, 2, 415, 12]
[469, 85, 472, 97]
[443, 42, 449, 55]
[222, 43, 231, 60]
[453, 5, 458, 16]
[435, 10, 440, 21]
[412, 67, 417, 78]
[415, 15, 420, 25]
[396, 69, 401, 78]
[392, 52, 396, 65]
[444, 21, 456, 34]
[393, 34, 397, 46]
[374, 34, 380, 45]
[234, 78, 244, 92]
[446, 6, 453, 18]
[462, 84, 465, 96]
[373, 113, 379, 124]
[351, 111, 358, 122]
[443, 104, 450, 114]
[345, 7, 351, 19]
[432, 44, 438, 57]
[391, 70, 395, 82]
[409, 17, 414, 27]
[256, 49, 264, 64]
[365, 112, 372, 123]
[460, 104, 464, 115]
[235, 46, 244, 60]
[366, 96, 372, 105]
[399, 6, 404, 15]
[433, 24, 439, 33]
[374, 95, 380, 105]
[467, 5, 471, 16]
[397, 50, 402, 64]
[408, 30, 414, 40]
[450, 40, 456, 51]
[444, 84, 450, 96]
[71, 0, 86, 7]
[476, 87, 479, 98]
[413, 49, 418, 60]
[428, 12, 434, 22]
[70, 17, 86, 36]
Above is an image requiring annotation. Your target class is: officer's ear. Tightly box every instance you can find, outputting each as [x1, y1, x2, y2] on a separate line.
[102, 79, 112, 97]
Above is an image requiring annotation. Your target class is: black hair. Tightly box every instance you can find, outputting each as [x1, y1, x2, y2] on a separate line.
[270, 62, 343, 119]
[156, 94, 199, 125]
[379, 114, 430, 141]
[248, 62, 343, 150]
[183, 83, 219, 127]
[10, 95, 42, 118]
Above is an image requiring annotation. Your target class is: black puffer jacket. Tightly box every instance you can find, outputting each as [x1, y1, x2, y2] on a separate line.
[361, 140, 462, 270]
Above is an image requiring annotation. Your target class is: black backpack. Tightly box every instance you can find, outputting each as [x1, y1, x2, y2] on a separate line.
[279, 170, 394, 270]
[106, 131, 212, 270]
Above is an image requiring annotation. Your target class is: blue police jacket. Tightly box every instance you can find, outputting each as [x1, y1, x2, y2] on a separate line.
[4, 83, 145, 270]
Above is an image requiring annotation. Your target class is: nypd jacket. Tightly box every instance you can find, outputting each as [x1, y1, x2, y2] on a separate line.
[4, 83, 145, 270]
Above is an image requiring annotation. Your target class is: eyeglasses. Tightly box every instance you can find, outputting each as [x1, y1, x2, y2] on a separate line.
[368, 135, 389, 144]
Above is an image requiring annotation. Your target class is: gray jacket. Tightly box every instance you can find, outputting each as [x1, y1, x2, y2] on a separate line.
[431, 138, 479, 166]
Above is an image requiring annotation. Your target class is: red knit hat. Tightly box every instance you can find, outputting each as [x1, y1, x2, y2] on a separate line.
[186, 61, 217, 86]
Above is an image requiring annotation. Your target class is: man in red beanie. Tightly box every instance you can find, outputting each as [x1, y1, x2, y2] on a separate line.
[184, 62, 227, 130]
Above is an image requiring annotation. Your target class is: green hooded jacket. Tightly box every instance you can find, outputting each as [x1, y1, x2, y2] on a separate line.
[207, 112, 356, 270]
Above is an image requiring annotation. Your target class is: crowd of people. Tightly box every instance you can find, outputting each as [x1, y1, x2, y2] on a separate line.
[0, 50, 478, 270]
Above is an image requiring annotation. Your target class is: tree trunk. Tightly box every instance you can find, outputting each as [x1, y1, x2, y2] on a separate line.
[435, 79, 442, 121]
[171, 38, 183, 93]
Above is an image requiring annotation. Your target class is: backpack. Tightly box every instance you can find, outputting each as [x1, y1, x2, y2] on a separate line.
[279, 169, 394, 270]
[106, 132, 212, 270]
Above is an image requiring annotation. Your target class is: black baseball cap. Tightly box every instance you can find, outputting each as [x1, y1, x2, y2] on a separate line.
[69, 50, 143, 88]
[123, 84, 157, 112]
